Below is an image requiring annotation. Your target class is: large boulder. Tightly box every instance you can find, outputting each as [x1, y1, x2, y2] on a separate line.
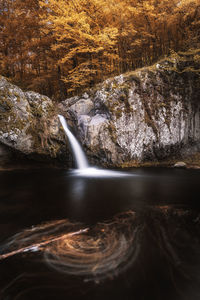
[174, 161, 187, 168]
[0, 76, 68, 161]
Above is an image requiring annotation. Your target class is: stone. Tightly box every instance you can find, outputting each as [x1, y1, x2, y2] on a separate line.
[0, 143, 10, 165]
[1, 49, 200, 167]
[0, 76, 67, 160]
[174, 161, 187, 168]
[69, 99, 94, 116]
[60, 50, 200, 166]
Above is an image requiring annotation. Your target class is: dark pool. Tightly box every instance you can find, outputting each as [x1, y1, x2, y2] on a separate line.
[0, 166, 200, 300]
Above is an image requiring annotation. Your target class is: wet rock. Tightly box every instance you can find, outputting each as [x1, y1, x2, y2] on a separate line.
[174, 161, 187, 168]
[187, 165, 200, 169]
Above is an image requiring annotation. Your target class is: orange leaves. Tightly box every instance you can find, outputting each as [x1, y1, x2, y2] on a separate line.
[0, 0, 199, 99]
[39, 0, 120, 93]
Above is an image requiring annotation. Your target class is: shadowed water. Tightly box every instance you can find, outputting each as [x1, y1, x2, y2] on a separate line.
[0, 167, 200, 300]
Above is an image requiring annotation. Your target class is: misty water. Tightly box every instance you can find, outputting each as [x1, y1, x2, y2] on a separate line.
[0, 165, 200, 300]
[0, 118, 200, 300]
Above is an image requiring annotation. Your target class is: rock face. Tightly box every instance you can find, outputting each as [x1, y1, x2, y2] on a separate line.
[0, 76, 68, 161]
[1, 50, 200, 167]
[0, 143, 11, 165]
[59, 49, 200, 166]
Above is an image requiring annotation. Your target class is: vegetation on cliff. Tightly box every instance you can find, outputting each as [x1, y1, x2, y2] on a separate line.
[0, 47, 199, 166]
[58, 49, 200, 166]
[0, 0, 199, 100]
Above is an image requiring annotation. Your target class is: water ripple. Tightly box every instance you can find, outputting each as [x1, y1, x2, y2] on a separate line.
[0, 212, 140, 282]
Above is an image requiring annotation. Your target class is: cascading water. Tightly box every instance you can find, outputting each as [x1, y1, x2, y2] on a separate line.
[58, 115, 89, 169]
[58, 115, 130, 177]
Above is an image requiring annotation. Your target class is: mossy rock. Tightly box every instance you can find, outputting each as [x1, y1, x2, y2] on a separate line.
[0, 76, 67, 161]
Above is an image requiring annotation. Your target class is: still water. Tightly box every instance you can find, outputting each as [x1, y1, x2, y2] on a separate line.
[0, 166, 200, 300]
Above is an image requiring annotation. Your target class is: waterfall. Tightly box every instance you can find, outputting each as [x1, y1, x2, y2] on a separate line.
[58, 115, 130, 177]
[58, 115, 89, 169]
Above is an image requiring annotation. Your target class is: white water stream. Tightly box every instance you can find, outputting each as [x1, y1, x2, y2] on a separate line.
[58, 115, 89, 169]
[58, 115, 130, 177]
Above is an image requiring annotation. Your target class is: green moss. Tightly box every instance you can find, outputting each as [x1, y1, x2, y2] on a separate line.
[33, 106, 43, 117]
[144, 111, 158, 136]
[160, 49, 200, 75]
[194, 55, 200, 64]
[178, 48, 200, 56]
[118, 151, 200, 169]
[108, 121, 118, 143]
[119, 93, 126, 102]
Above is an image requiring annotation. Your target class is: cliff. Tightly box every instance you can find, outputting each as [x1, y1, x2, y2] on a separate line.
[0, 49, 200, 167]
[59, 49, 200, 166]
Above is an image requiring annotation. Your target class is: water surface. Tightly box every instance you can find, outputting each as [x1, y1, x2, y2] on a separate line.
[0, 167, 200, 300]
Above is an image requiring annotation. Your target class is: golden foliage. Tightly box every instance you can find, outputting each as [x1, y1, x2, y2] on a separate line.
[0, 0, 199, 99]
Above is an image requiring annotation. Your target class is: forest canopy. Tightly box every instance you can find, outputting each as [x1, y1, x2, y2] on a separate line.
[0, 0, 199, 100]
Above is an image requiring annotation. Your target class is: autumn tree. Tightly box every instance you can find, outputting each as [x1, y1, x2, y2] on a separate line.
[0, 0, 40, 80]
[0, 0, 199, 99]
[39, 0, 120, 94]
[0, 0, 59, 97]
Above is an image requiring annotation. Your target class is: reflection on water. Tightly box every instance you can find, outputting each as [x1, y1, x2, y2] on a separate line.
[68, 167, 132, 203]
[0, 212, 140, 283]
[70, 177, 86, 202]
[0, 168, 200, 299]
[1, 207, 200, 299]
